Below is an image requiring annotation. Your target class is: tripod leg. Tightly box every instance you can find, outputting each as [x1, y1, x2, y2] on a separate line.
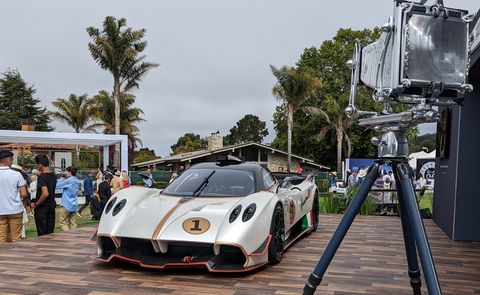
[303, 163, 380, 295]
[396, 163, 442, 295]
[393, 166, 422, 295]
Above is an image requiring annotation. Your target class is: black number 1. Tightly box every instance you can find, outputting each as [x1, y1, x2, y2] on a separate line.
[190, 219, 201, 231]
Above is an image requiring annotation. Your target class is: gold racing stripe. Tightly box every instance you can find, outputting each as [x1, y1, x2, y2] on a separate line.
[150, 198, 192, 240]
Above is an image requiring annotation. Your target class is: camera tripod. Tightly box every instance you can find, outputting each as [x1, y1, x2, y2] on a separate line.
[303, 157, 442, 295]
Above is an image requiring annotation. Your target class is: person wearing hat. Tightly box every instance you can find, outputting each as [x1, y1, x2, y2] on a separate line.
[0, 150, 28, 244]
[357, 166, 367, 184]
[329, 171, 338, 188]
[111, 170, 122, 194]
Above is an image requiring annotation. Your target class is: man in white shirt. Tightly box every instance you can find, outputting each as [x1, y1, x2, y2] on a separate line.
[0, 150, 28, 244]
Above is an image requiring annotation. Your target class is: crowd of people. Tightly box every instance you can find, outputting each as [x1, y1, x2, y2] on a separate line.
[0, 150, 134, 246]
[0, 151, 186, 246]
[328, 165, 428, 195]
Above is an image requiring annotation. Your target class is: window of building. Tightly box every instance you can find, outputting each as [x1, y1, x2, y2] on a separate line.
[260, 149, 268, 162]
[242, 147, 258, 162]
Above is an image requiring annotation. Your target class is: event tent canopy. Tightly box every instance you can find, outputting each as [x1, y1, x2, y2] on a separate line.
[408, 150, 436, 169]
[0, 130, 129, 172]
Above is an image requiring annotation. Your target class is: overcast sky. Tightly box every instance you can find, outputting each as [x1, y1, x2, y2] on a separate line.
[1, 0, 478, 156]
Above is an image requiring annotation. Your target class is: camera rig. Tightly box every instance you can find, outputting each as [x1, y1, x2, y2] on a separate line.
[303, 1, 476, 294]
[346, 0, 474, 157]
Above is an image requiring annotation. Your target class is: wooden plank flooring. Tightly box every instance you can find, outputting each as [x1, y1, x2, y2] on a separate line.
[0, 214, 479, 294]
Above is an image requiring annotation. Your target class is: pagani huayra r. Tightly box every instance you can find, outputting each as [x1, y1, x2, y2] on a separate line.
[94, 156, 319, 272]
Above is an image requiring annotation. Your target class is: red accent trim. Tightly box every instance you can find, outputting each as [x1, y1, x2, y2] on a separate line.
[91, 254, 269, 273]
[249, 234, 272, 256]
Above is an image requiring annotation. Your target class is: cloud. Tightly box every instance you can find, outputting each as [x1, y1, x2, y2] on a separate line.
[0, 0, 477, 156]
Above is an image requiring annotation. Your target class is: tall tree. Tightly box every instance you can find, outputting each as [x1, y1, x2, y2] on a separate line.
[87, 16, 158, 166]
[271, 104, 335, 168]
[303, 95, 354, 173]
[0, 70, 53, 131]
[297, 28, 382, 172]
[225, 114, 269, 145]
[270, 65, 321, 172]
[91, 90, 145, 163]
[170, 133, 207, 155]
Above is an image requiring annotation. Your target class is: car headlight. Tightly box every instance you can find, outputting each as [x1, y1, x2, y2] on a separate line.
[105, 197, 117, 214]
[229, 205, 242, 223]
[112, 199, 127, 216]
[242, 203, 256, 222]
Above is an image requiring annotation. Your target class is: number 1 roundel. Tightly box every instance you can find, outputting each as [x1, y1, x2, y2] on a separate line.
[183, 217, 211, 234]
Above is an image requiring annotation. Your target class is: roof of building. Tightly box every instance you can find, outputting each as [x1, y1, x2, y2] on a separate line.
[0, 143, 97, 150]
[131, 142, 329, 169]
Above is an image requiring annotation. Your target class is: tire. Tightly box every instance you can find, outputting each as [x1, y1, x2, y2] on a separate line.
[268, 203, 285, 264]
[312, 192, 319, 232]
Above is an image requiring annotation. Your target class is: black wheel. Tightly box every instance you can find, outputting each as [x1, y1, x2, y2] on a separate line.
[312, 192, 319, 231]
[268, 203, 285, 264]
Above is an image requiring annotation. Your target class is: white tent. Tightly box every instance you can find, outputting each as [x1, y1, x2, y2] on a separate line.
[408, 150, 436, 169]
[0, 130, 129, 172]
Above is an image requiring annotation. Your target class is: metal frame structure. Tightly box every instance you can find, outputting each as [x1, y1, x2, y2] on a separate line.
[0, 130, 129, 172]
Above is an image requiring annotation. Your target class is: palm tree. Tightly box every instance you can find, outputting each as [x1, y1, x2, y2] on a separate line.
[51, 94, 96, 133]
[303, 93, 355, 173]
[87, 16, 158, 166]
[90, 90, 145, 160]
[271, 65, 321, 172]
[51, 93, 96, 159]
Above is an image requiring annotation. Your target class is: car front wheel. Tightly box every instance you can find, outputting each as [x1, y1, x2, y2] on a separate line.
[268, 203, 285, 264]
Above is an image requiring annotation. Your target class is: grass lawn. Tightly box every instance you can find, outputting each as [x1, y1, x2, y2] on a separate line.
[418, 192, 434, 213]
[24, 206, 99, 239]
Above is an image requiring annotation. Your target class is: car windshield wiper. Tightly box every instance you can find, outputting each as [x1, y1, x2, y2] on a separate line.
[191, 170, 216, 198]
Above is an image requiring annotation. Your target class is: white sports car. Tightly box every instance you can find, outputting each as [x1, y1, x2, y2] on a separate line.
[94, 157, 319, 272]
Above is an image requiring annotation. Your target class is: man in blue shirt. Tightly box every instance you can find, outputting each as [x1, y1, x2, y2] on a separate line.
[56, 166, 80, 231]
[78, 171, 94, 216]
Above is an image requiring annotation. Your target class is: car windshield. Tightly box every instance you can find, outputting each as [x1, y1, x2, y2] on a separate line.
[163, 168, 255, 197]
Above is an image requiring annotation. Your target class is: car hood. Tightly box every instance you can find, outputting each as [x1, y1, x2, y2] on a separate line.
[98, 188, 243, 243]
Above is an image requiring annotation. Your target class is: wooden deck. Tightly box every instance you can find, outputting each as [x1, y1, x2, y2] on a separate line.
[0, 214, 479, 294]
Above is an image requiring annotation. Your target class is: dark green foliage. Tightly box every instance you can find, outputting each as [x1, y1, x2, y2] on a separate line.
[133, 148, 158, 164]
[74, 152, 100, 170]
[359, 196, 379, 216]
[0, 70, 53, 131]
[170, 133, 207, 155]
[319, 193, 344, 214]
[91, 90, 145, 148]
[410, 133, 436, 153]
[272, 28, 385, 169]
[272, 104, 335, 168]
[91, 90, 145, 164]
[224, 114, 269, 145]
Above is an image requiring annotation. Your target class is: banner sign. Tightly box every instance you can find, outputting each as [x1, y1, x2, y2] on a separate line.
[416, 158, 435, 189]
